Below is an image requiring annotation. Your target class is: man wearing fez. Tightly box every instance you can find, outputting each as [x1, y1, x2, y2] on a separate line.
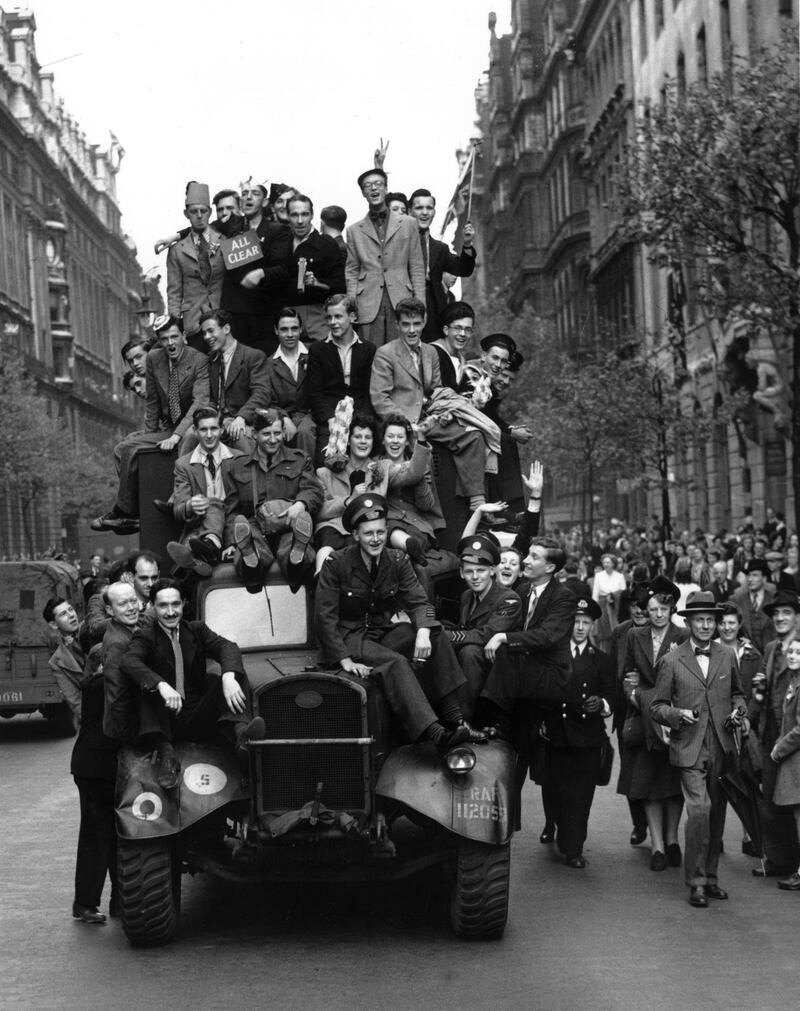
[314, 493, 485, 766]
[166, 181, 226, 354]
[92, 315, 208, 534]
[200, 307, 270, 451]
[651, 592, 746, 908]
[285, 194, 346, 342]
[344, 168, 425, 346]
[223, 407, 324, 594]
[407, 188, 476, 343]
[540, 592, 615, 869]
[220, 177, 292, 355]
[444, 533, 522, 716]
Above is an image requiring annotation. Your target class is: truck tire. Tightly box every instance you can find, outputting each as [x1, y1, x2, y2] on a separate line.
[450, 839, 510, 940]
[118, 837, 180, 946]
[43, 703, 76, 737]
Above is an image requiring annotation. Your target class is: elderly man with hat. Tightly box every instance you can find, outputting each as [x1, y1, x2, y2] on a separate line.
[314, 493, 484, 766]
[344, 168, 425, 346]
[751, 589, 800, 875]
[539, 589, 615, 868]
[166, 181, 226, 354]
[650, 591, 746, 907]
[732, 558, 777, 653]
[92, 314, 210, 534]
[443, 533, 522, 716]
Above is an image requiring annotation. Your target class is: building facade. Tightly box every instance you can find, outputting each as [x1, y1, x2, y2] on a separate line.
[457, 0, 797, 535]
[0, 7, 156, 557]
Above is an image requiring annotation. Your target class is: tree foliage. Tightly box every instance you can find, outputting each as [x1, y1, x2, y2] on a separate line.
[0, 346, 116, 554]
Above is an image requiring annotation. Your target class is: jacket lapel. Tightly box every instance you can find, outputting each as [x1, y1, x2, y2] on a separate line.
[225, 346, 243, 389]
[383, 212, 401, 245]
[397, 343, 422, 385]
[677, 641, 706, 684]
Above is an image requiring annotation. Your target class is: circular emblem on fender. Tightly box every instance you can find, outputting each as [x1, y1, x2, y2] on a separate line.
[131, 791, 163, 821]
[295, 690, 324, 709]
[472, 540, 482, 550]
[182, 763, 227, 795]
[364, 498, 373, 508]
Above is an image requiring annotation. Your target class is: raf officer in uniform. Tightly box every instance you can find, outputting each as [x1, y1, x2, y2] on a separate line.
[314, 494, 485, 765]
[444, 533, 522, 717]
[540, 592, 615, 868]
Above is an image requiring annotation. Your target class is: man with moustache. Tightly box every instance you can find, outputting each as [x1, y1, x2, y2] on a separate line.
[284, 194, 345, 342]
[221, 177, 292, 354]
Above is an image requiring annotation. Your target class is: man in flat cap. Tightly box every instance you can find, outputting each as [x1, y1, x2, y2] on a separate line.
[407, 187, 476, 343]
[732, 559, 777, 652]
[314, 493, 484, 766]
[344, 168, 425, 346]
[167, 181, 226, 354]
[444, 533, 522, 716]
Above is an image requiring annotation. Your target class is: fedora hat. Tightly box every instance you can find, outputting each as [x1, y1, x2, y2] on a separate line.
[677, 590, 725, 619]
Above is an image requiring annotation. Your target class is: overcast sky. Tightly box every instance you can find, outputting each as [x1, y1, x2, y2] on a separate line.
[26, 0, 511, 280]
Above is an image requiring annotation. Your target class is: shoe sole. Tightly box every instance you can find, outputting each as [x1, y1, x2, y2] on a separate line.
[289, 512, 313, 567]
[167, 541, 212, 578]
[234, 516, 259, 568]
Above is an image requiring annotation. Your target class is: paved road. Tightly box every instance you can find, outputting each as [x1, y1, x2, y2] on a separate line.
[2, 714, 796, 1011]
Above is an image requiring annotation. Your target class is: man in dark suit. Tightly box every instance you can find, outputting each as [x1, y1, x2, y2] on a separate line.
[166, 408, 242, 577]
[651, 592, 746, 907]
[92, 315, 209, 533]
[121, 578, 263, 787]
[708, 560, 735, 604]
[220, 178, 292, 355]
[443, 533, 522, 716]
[344, 168, 425, 346]
[477, 537, 577, 739]
[407, 188, 476, 342]
[166, 181, 225, 354]
[307, 294, 376, 461]
[200, 308, 269, 452]
[732, 559, 777, 652]
[314, 494, 483, 767]
[541, 594, 615, 868]
[100, 580, 143, 743]
[266, 308, 316, 460]
[284, 194, 346, 342]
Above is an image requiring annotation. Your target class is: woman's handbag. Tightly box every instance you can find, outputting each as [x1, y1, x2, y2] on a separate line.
[597, 736, 615, 786]
[622, 709, 645, 747]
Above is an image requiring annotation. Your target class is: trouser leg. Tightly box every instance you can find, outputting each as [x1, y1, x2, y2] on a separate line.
[455, 644, 490, 719]
[358, 634, 440, 741]
[74, 776, 117, 909]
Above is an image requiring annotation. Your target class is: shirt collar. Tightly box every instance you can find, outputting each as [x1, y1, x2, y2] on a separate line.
[273, 342, 309, 365]
[189, 442, 233, 465]
[326, 333, 361, 348]
[221, 339, 238, 364]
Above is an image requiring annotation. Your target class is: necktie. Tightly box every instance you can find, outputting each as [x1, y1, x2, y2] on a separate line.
[168, 364, 181, 426]
[170, 629, 185, 699]
[197, 233, 211, 286]
[694, 646, 711, 658]
[652, 633, 663, 656]
[206, 452, 216, 478]
[421, 232, 429, 278]
[524, 589, 538, 630]
[751, 592, 758, 609]
[571, 642, 579, 658]
[468, 593, 480, 620]
[369, 557, 379, 581]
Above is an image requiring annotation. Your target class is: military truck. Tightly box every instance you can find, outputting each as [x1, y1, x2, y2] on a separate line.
[115, 563, 517, 945]
[0, 560, 83, 735]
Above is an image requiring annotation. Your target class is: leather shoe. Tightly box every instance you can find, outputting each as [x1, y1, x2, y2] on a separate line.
[705, 884, 728, 900]
[90, 510, 140, 534]
[73, 903, 107, 924]
[189, 535, 221, 566]
[167, 541, 212, 578]
[540, 825, 555, 844]
[666, 842, 682, 867]
[234, 515, 259, 568]
[689, 886, 708, 908]
[289, 511, 313, 567]
[741, 839, 760, 858]
[777, 872, 800, 891]
[630, 826, 647, 846]
[236, 716, 266, 758]
[152, 498, 174, 517]
[650, 850, 667, 872]
[566, 855, 586, 869]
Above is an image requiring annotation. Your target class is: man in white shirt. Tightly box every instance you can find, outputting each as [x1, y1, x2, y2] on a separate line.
[266, 308, 316, 460]
[167, 408, 242, 576]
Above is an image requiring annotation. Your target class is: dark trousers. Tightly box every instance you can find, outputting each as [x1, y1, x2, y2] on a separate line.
[357, 289, 400, 347]
[455, 643, 491, 719]
[137, 673, 250, 745]
[114, 432, 178, 516]
[228, 311, 278, 357]
[480, 647, 571, 714]
[356, 624, 465, 741]
[679, 727, 728, 887]
[542, 745, 601, 860]
[73, 775, 117, 909]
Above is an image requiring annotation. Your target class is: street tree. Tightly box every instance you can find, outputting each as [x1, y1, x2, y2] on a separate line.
[617, 26, 800, 529]
[0, 347, 116, 555]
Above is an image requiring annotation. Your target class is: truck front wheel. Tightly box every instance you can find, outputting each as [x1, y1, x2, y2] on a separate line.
[450, 839, 510, 940]
[118, 837, 180, 946]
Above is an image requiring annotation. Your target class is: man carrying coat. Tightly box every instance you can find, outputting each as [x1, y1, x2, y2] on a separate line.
[650, 591, 746, 908]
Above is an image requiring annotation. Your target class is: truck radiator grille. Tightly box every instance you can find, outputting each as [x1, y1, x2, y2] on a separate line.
[256, 677, 368, 812]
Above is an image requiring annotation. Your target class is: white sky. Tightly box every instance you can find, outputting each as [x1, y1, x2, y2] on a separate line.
[25, 0, 511, 280]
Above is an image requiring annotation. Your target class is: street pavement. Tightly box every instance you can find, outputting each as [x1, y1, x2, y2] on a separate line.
[2, 714, 797, 1011]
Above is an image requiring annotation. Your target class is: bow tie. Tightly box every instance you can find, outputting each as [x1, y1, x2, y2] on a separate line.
[694, 646, 711, 658]
[369, 209, 387, 222]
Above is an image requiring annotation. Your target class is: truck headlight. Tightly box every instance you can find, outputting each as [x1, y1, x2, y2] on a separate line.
[446, 745, 476, 774]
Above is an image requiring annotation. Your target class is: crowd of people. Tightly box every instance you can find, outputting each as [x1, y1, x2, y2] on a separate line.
[39, 160, 800, 923]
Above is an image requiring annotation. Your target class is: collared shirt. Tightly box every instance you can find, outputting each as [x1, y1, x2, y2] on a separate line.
[190, 228, 212, 246]
[189, 441, 234, 500]
[273, 342, 309, 383]
[293, 227, 317, 252]
[690, 639, 711, 679]
[651, 629, 665, 657]
[326, 333, 362, 385]
[571, 640, 585, 658]
[368, 208, 388, 241]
